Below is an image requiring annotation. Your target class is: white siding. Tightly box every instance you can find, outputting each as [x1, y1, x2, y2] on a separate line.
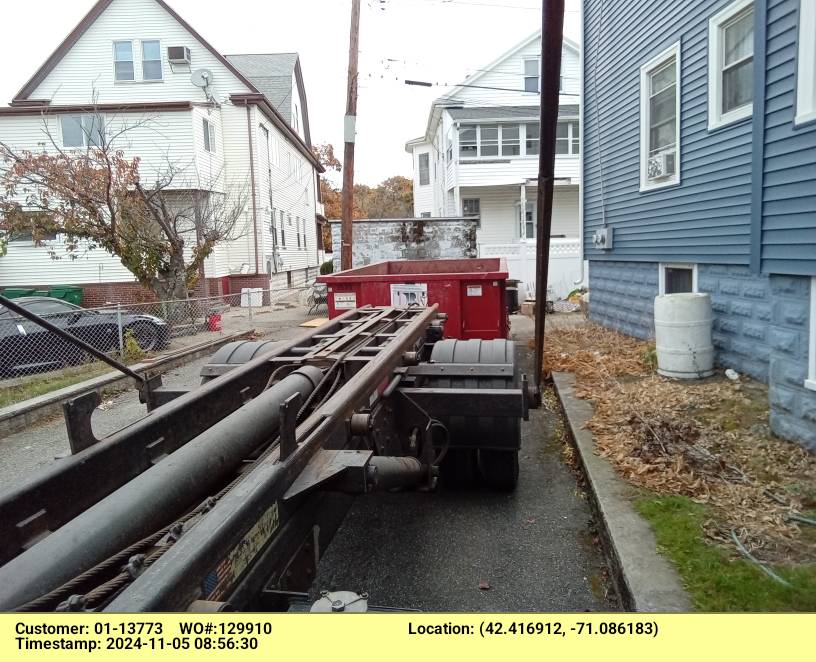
[451, 40, 580, 108]
[457, 153, 580, 187]
[411, 145, 434, 215]
[29, 0, 251, 105]
[0, 242, 135, 287]
[0, 111, 196, 188]
[462, 185, 579, 246]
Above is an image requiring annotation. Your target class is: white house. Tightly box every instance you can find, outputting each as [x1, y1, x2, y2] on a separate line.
[0, 0, 324, 306]
[405, 31, 583, 298]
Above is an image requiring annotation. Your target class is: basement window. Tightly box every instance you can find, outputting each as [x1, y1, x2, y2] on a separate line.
[659, 263, 698, 294]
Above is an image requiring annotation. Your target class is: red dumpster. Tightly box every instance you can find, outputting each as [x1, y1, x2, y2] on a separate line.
[317, 258, 509, 340]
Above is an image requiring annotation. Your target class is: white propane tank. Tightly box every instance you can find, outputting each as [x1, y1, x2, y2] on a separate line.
[653, 293, 714, 379]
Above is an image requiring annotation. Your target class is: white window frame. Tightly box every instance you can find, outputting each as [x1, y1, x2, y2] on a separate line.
[523, 57, 540, 93]
[462, 198, 480, 216]
[202, 117, 216, 153]
[113, 40, 135, 82]
[519, 201, 536, 241]
[806, 276, 816, 391]
[140, 39, 163, 81]
[659, 262, 698, 295]
[418, 152, 430, 186]
[708, 0, 755, 130]
[556, 119, 581, 156]
[639, 42, 682, 191]
[796, 0, 816, 126]
[60, 114, 104, 148]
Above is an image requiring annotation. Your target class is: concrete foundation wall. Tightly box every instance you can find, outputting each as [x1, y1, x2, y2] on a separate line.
[329, 218, 479, 270]
[589, 260, 815, 450]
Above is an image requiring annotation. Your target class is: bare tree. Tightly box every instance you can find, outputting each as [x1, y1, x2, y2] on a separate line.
[0, 106, 247, 301]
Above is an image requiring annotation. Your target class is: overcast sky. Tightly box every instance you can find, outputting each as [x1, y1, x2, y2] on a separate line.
[0, 0, 580, 185]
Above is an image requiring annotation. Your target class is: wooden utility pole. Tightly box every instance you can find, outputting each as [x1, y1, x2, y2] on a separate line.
[341, 0, 361, 271]
[534, 0, 565, 388]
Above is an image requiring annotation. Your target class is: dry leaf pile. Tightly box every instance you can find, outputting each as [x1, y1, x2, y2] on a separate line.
[544, 322, 816, 564]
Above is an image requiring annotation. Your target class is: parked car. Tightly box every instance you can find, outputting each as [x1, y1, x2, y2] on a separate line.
[0, 297, 170, 377]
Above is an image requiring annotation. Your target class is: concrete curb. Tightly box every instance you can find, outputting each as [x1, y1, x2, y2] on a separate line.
[552, 371, 693, 612]
[0, 331, 252, 437]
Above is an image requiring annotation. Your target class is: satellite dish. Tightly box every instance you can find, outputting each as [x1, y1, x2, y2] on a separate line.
[190, 68, 214, 89]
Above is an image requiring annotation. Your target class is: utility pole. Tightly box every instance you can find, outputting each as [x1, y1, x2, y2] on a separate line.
[534, 0, 565, 389]
[341, 0, 361, 271]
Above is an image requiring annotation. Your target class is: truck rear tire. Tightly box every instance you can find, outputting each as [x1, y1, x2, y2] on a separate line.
[427, 338, 521, 491]
[478, 449, 519, 492]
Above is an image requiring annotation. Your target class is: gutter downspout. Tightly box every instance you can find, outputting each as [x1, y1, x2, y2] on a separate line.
[245, 102, 260, 274]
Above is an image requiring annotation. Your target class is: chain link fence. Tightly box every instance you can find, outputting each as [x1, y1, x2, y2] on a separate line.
[0, 277, 327, 396]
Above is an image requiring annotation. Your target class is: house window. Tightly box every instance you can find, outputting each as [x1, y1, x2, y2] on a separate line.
[296, 217, 301, 248]
[418, 153, 430, 186]
[807, 277, 816, 391]
[708, 0, 754, 129]
[555, 121, 580, 155]
[61, 115, 104, 148]
[279, 210, 286, 246]
[659, 263, 698, 295]
[141, 40, 162, 80]
[270, 209, 277, 247]
[462, 198, 480, 216]
[202, 118, 216, 152]
[114, 41, 135, 81]
[640, 42, 680, 190]
[479, 125, 499, 156]
[446, 143, 453, 162]
[260, 124, 270, 169]
[526, 122, 540, 155]
[524, 58, 539, 93]
[501, 124, 520, 156]
[420, 212, 431, 218]
[520, 202, 535, 240]
[459, 126, 477, 157]
[796, 0, 816, 125]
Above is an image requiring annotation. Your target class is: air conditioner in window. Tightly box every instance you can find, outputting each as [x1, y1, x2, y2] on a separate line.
[167, 46, 191, 65]
[647, 149, 677, 181]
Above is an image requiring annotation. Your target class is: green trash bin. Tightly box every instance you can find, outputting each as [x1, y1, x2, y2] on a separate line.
[1, 288, 36, 299]
[48, 286, 84, 306]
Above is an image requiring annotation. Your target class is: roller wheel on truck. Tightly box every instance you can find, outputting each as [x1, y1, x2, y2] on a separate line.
[199, 340, 281, 383]
[426, 338, 521, 491]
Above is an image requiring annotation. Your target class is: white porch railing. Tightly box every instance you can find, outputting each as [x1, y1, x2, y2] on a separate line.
[478, 238, 583, 300]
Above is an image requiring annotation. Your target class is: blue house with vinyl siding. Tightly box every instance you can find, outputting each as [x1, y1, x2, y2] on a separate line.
[582, 0, 816, 448]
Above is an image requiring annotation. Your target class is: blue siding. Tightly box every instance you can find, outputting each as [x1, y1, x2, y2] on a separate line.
[583, 0, 755, 264]
[760, 0, 816, 276]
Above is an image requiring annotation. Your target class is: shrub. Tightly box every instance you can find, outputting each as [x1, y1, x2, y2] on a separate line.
[320, 260, 334, 275]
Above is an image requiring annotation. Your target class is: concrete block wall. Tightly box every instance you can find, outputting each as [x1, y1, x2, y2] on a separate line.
[329, 218, 479, 271]
[697, 265, 772, 381]
[588, 261, 658, 339]
[589, 260, 815, 450]
[767, 275, 815, 450]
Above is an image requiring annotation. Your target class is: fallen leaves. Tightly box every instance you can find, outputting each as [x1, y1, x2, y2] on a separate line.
[545, 322, 816, 564]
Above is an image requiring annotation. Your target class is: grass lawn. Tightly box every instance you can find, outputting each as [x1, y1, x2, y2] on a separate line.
[635, 495, 816, 611]
[0, 362, 115, 409]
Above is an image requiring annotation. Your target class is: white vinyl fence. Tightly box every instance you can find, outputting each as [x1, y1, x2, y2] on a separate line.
[478, 238, 585, 301]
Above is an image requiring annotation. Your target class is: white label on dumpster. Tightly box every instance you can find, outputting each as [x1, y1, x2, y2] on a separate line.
[390, 283, 428, 307]
[467, 285, 483, 297]
[334, 292, 357, 309]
